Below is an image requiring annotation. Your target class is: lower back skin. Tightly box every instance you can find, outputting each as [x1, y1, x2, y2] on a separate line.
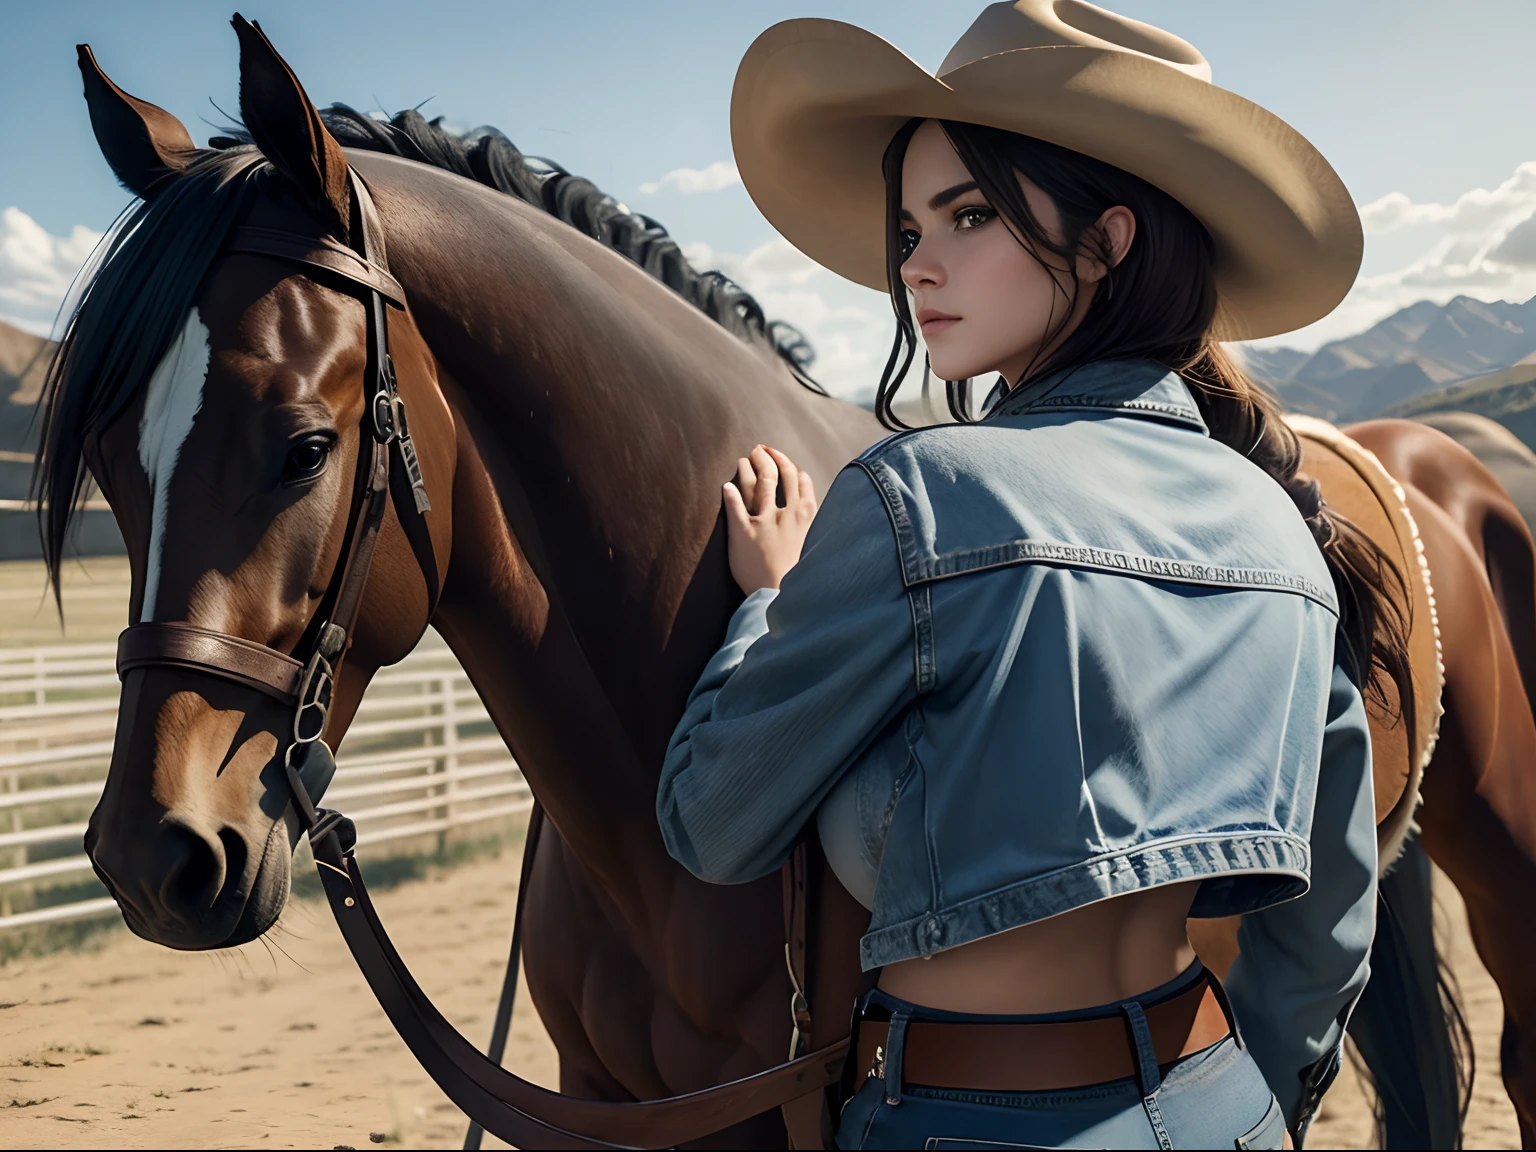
[877, 880, 1203, 1014]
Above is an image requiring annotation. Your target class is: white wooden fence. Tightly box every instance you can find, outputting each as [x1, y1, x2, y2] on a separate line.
[0, 637, 529, 934]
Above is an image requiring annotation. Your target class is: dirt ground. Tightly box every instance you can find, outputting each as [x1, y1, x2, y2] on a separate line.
[0, 849, 1521, 1150]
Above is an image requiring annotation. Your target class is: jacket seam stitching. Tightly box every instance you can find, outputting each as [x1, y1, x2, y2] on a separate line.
[991, 394, 1203, 424]
[908, 584, 936, 693]
[857, 831, 1312, 967]
[852, 457, 923, 587]
[902, 539, 1339, 613]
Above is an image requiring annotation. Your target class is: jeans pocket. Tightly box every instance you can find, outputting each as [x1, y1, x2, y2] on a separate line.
[1234, 1096, 1286, 1149]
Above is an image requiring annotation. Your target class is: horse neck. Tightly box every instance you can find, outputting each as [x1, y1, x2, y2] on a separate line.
[366, 155, 856, 914]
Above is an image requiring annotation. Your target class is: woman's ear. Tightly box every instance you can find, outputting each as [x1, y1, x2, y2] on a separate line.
[1077, 206, 1136, 284]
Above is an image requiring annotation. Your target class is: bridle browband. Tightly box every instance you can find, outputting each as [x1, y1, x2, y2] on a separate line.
[110, 169, 849, 1149]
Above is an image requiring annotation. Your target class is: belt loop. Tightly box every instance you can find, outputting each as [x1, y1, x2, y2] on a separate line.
[1206, 968, 1246, 1051]
[883, 1009, 911, 1107]
[1122, 1000, 1173, 1150]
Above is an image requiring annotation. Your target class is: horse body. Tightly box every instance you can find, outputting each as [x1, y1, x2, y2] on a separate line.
[357, 150, 880, 1110]
[1345, 419, 1536, 1145]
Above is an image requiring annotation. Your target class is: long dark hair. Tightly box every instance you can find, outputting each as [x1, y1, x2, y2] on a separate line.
[877, 117, 1411, 713]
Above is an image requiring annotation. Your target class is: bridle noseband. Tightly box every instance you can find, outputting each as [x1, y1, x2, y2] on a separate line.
[114, 169, 431, 834]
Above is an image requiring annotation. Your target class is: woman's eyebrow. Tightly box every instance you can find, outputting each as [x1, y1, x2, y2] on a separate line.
[900, 180, 982, 222]
[929, 180, 980, 210]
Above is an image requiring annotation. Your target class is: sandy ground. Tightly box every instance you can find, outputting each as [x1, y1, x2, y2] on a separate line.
[0, 851, 1521, 1150]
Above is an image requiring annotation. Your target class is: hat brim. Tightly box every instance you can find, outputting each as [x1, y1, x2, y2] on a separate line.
[731, 19, 1362, 341]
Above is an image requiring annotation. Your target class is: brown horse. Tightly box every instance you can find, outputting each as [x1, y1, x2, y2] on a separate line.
[1346, 417, 1536, 1147]
[34, 22, 1536, 1148]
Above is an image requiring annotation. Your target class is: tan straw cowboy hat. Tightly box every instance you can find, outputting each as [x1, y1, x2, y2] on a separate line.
[731, 0, 1362, 340]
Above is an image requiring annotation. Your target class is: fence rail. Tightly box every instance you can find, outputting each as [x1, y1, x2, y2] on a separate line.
[0, 638, 527, 934]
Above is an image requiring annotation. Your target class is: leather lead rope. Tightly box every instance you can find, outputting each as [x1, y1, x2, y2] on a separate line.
[304, 821, 849, 1149]
[463, 801, 546, 1152]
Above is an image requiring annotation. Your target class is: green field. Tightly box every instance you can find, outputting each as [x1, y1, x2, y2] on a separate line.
[0, 556, 131, 648]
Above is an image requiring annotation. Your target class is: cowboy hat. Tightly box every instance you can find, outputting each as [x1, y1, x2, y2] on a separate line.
[730, 0, 1361, 340]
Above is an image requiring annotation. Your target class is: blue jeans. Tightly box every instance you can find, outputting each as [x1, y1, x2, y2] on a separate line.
[834, 963, 1286, 1150]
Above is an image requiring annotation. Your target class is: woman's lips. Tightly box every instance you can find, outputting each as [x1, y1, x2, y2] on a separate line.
[917, 309, 960, 336]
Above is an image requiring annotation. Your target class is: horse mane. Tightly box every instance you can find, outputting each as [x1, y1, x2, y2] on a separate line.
[218, 106, 823, 393]
[35, 107, 827, 601]
[31, 148, 271, 600]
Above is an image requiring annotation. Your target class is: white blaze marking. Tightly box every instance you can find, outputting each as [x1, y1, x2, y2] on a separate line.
[137, 309, 211, 623]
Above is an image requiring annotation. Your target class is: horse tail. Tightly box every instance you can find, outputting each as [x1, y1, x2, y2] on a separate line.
[1478, 486, 1536, 726]
[1347, 833, 1472, 1148]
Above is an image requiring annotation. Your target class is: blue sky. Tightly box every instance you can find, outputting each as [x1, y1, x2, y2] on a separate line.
[5, 1, 1536, 399]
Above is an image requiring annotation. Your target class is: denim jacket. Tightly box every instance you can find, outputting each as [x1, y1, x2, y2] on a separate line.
[656, 359, 1376, 1130]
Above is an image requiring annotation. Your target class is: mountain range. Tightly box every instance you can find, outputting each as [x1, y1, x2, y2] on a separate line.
[1238, 295, 1536, 428]
[1, 319, 50, 495]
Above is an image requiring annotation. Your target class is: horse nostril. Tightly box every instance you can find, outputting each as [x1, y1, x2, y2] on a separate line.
[160, 822, 227, 922]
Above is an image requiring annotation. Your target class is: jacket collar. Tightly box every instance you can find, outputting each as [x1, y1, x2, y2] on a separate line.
[985, 359, 1209, 435]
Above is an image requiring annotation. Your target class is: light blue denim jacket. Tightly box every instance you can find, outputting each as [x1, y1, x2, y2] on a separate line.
[657, 359, 1376, 1130]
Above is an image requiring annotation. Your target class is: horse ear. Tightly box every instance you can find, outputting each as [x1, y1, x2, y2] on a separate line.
[232, 14, 350, 235]
[77, 44, 196, 200]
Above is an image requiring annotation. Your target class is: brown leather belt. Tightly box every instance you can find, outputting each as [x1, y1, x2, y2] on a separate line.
[856, 980, 1230, 1094]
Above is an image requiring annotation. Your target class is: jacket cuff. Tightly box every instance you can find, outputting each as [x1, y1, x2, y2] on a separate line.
[725, 587, 779, 647]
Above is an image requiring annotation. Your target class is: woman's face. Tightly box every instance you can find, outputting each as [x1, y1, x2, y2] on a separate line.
[899, 120, 1099, 387]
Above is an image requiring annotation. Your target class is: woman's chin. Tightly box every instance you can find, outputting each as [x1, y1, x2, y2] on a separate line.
[928, 358, 989, 384]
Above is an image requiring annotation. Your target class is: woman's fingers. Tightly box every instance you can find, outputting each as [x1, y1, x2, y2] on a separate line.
[764, 446, 798, 509]
[722, 481, 751, 531]
[748, 445, 779, 516]
[798, 468, 816, 511]
[734, 457, 756, 511]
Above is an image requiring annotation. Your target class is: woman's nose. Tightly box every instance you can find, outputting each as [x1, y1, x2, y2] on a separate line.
[900, 243, 944, 291]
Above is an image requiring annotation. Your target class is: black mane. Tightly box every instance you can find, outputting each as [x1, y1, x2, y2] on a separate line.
[35, 108, 824, 599]
[286, 106, 821, 391]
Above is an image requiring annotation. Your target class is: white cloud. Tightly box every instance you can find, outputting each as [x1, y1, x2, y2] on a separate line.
[0, 207, 101, 337]
[639, 161, 740, 195]
[682, 237, 894, 404]
[1251, 160, 1536, 352]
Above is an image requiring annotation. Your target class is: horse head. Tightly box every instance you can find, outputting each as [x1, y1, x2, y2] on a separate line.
[45, 18, 454, 949]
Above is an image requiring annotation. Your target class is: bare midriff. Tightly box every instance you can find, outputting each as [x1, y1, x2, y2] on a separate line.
[877, 880, 1203, 1015]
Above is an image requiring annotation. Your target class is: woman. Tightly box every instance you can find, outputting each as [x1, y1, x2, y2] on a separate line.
[658, 3, 1402, 1147]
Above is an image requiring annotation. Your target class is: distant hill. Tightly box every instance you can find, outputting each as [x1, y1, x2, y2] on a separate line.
[0, 318, 51, 410]
[0, 317, 54, 493]
[1387, 360, 1536, 449]
[1240, 295, 1536, 424]
[0, 317, 123, 560]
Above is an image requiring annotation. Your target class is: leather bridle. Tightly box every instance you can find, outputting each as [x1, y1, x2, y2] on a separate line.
[116, 170, 430, 828]
[111, 170, 849, 1149]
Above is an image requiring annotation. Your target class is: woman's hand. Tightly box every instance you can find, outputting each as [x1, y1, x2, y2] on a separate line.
[723, 445, 818, 595]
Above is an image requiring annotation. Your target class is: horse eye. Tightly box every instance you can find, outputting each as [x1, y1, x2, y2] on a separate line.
[282, 436, 333, 484]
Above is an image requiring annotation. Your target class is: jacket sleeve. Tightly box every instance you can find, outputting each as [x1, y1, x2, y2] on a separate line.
[1225, 658, 1378, 1140]
[656, 464, 918, 885]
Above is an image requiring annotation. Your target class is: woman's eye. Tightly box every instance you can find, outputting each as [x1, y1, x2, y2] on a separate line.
[282, 436, 333, 484]
[899, 228, 921, 260]
[955, 206, 995, 231]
